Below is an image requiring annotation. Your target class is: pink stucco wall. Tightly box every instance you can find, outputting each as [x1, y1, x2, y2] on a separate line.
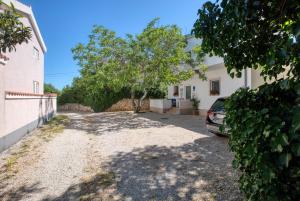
[0, 1, 56, 150]
[4, 16, 45, 94]
[2, 93, 57, 137]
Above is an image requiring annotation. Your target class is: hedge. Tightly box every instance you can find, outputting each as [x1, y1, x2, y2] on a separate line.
[225, 79, 300, 201]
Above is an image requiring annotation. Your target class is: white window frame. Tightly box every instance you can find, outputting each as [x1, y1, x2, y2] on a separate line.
[33, 81, 39, 94]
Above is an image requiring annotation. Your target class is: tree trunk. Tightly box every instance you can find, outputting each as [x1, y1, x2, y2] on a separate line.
[131, 89, 147, 113]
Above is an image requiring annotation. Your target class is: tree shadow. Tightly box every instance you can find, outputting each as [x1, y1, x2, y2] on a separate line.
[0, 183, 44, 201]
[48, 137, 242, 201]
[64, 112, 208, 135]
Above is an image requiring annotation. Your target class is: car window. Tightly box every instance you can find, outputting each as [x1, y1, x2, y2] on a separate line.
[211, 99, 225, 112]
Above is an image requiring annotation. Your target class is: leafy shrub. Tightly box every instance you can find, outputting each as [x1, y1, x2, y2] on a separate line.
[190, 98, 200, 110]
[58, 78, 166, 112]
[83, 88, 131, 112]
[147, 87, 166, 99]
[58, 85, 85, 106]
[225, 79, 300, 201]
[44, 83, 60, 94]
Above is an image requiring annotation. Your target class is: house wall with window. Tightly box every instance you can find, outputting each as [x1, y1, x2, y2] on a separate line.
[0, 0, 56, 152]
[4, 16, 44, 94]
[167, 64, 245, 115]
[165, 35, 266, 116]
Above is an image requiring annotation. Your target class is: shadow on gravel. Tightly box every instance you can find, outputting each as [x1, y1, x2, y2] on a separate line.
[65, 112, 208, 135]
[0, 183, 43, 201]
[47, 137, 242, 201]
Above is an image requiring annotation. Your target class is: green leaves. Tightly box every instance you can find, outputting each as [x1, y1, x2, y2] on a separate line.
[193, 0, 300, 80]
[71, 19, 204, 112]
[278, 153, 292, 168]
[291, 144, 300, 156]
[0, 1, 32, 53]
[292, 107, 300, 132]
[271, 134, 289, 153]
[225, 80, 300, 201]
[193, 0, 300, 198]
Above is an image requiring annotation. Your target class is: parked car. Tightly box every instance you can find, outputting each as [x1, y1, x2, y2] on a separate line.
[206, 97, 228, 136]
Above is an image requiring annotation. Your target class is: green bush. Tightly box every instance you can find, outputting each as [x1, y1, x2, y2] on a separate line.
[58, 86, 131, 112]
[44, 83, 60, 94]
[58, 85, 85, 106]
[58, 78, 167, 112]
[83, 88, 131, 112]
[225, 79, 300, 201]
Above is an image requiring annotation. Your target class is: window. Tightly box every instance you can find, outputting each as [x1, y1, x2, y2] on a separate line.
[210, 79, 220, 96]
[185, 86, 191, 99]
[33, 81, 39, 94]
[33, 47, 39, 60]
[173, 86, 179, 96]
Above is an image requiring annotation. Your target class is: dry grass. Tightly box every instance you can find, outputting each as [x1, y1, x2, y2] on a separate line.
[1, 115, 70, 176]
[38, 115, 70, 141]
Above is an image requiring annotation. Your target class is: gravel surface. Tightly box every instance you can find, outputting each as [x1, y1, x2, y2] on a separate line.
[0, 112, 243, 201]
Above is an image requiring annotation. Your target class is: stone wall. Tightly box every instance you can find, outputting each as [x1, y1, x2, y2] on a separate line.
[58, 103, 94, 113]
[58, 99, 150, 113]
[105, 99, 150, 112]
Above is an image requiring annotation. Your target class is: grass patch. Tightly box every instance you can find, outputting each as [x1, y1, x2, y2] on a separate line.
[4, 140, 33, 175]
[6, 156, 17, 172]
[38, 115, 70, 141]
[2, 115, 70, 175]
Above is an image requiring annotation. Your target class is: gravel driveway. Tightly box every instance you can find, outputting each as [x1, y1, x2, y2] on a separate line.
[0, 112, 242, 201]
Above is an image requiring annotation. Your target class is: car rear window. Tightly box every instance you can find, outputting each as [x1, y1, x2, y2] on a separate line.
[211, 99, 225, 112]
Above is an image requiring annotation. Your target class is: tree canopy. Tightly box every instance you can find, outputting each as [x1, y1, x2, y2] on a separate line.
[44, 83, 60, 94]
[73, 19, 206, 112]
[0, 0, 31, 53]
[193, 0, 300, 80]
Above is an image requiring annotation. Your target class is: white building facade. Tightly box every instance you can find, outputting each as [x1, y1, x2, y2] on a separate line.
[150, 35, 264, 116]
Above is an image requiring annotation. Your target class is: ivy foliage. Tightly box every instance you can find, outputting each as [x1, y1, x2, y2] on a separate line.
[225, 80, 300, 201]
[0, 0, 31, 53]
[193, 0, 300, 200]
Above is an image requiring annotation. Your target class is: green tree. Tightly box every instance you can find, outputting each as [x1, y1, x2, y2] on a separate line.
[0, 0, 32, 53]
[193, 1, 300, 200]
[44, 83, 60, 94]
[73, 18, 206, 112]
[193, 0, 299, 80]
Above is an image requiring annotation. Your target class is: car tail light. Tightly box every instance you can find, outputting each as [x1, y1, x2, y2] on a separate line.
[207, 109, 215, 121]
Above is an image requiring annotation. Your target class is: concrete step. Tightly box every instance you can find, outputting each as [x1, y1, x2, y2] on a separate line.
[165, 107, 179, 115]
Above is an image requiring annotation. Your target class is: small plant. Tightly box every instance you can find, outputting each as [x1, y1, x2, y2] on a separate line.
[6, 156, 17, 172]
[39, 115, 70, 141]
[191, 98, 200, 110]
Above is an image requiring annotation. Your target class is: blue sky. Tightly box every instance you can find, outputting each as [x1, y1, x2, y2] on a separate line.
[22, 0, 205, 90]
